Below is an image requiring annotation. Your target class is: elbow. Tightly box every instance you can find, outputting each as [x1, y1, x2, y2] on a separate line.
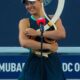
[63, 31, 66, 39]
[19, 40, 28, 48]
[60, 31, 66, 39]
[20, 42, 26, 48]
[62, 34, 66, 39]
[20, 43, 27, 48]
[56, 30, 66, 40]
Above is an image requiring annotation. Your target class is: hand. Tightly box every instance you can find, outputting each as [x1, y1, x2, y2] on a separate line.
[25, 28, 40, 37]
[50, 41, 58, 52]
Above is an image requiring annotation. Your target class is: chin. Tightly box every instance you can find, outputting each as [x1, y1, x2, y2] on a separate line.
[30, 11, 37, 15]
[31, 13, 37, 15]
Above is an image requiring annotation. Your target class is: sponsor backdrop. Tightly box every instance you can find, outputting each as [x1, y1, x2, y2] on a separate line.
[0, 0, 80, 79]
[0, 54, 80, 79]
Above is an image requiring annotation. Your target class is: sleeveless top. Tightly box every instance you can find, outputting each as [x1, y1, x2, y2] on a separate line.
[29, 16, 55, 52]
[29, 15, 55, 42]
[29, 15, 55, 31]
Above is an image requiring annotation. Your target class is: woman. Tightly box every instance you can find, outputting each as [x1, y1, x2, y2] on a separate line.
[18, 0, 66, 80]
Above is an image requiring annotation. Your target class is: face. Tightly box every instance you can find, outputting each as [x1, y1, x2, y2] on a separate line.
[24, 0, 42, 15]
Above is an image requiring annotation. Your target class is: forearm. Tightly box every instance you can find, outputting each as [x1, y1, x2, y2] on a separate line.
[43, 30, 65, 40]
[20, 39, 51, 50]
[42, 19, 66, 40]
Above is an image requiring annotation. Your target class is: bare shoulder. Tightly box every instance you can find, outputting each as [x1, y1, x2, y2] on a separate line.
[19, 18, 30, 29]
[55, 18, 62, 26]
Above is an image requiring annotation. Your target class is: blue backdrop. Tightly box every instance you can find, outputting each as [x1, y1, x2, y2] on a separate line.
[0, 54, 80, 79]
[0, 0, 80, 79]
[0, 0, 80, 46]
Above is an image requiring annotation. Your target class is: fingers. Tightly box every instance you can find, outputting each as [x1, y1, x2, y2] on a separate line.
[25, 28, 32, 36]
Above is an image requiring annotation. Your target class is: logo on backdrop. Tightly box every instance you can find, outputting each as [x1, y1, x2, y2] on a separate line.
[43, 0, 52, 6]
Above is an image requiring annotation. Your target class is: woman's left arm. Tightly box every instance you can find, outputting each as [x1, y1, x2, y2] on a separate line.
[43, 18, 66, 40]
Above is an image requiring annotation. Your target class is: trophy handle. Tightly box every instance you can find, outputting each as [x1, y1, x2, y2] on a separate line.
[37, 0, 65, 31]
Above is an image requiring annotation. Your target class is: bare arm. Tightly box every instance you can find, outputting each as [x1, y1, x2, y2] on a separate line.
[18, 18, 51, 50]
[43, 18, 66, 40]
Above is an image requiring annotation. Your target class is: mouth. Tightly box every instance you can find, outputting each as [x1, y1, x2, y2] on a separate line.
[28, 8, 36, 14]
[29, 8, 35, 11]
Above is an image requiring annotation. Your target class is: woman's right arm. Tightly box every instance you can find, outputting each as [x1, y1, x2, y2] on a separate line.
[18, 18, 55, 51]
